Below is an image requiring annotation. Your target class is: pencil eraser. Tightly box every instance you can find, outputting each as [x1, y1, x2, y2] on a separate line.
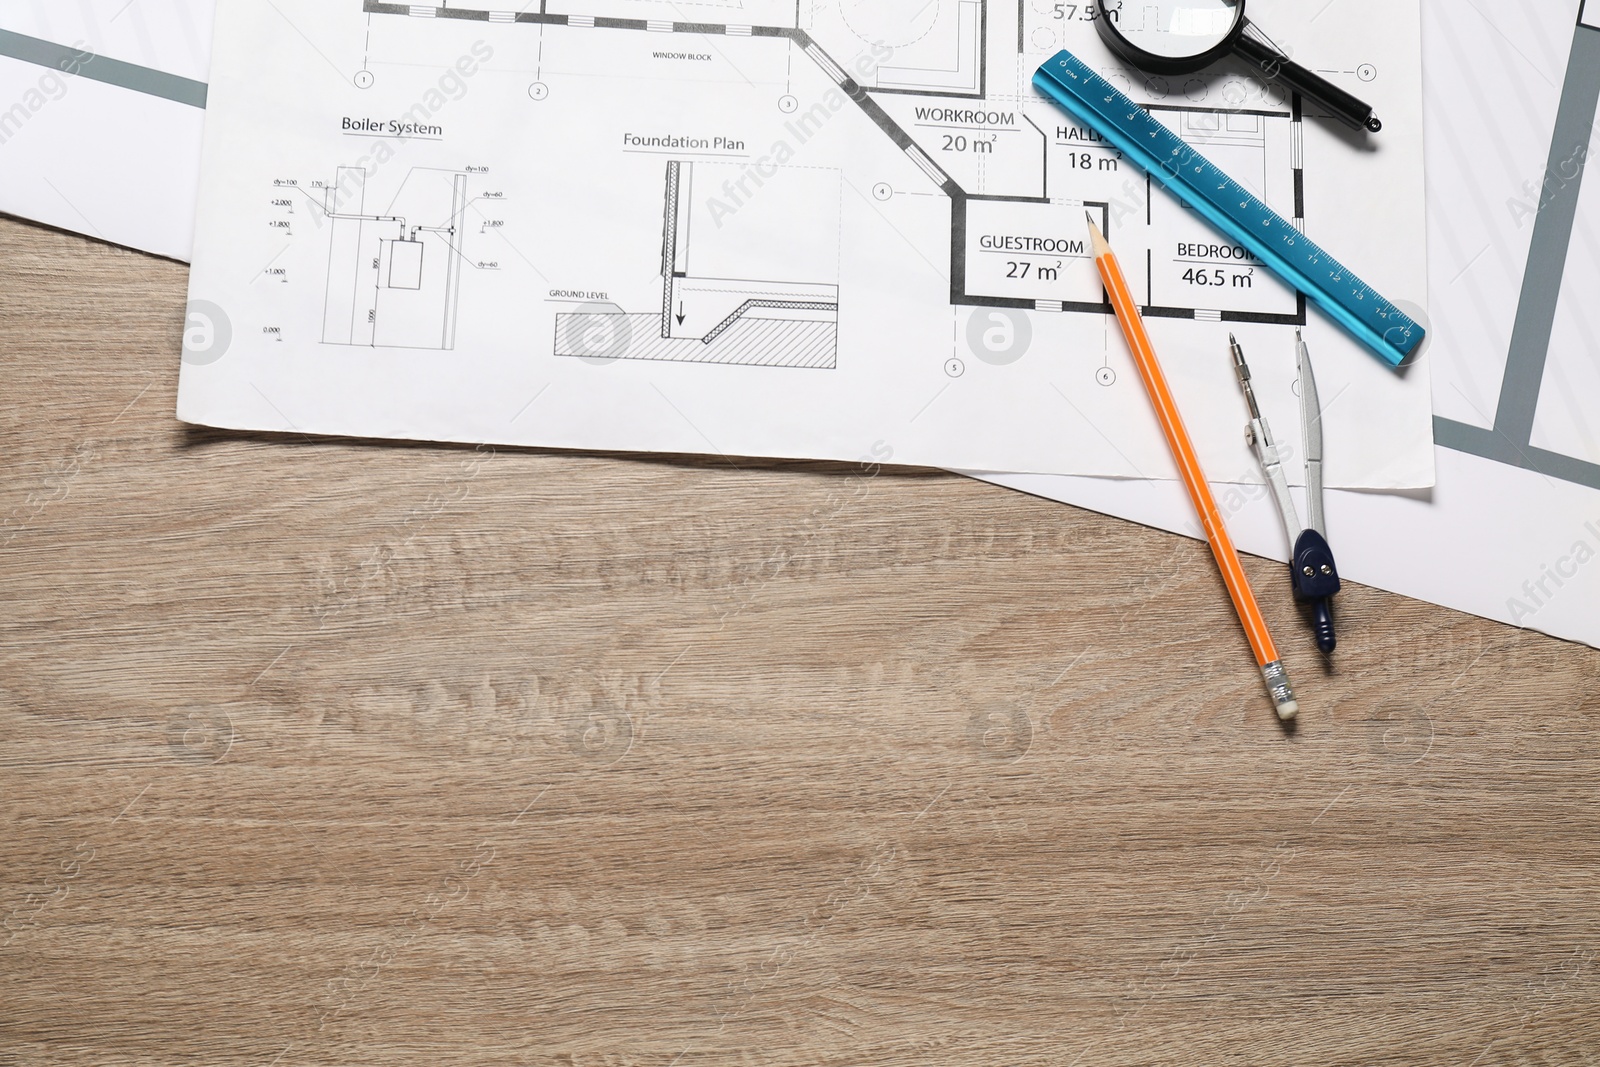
[1276, 700, 1299, 722]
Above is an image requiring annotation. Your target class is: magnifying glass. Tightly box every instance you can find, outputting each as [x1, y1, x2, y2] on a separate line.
[1096, 0, 1382, 134]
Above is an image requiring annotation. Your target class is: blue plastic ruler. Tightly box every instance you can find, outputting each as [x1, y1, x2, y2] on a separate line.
[1034, 50, 1424, 367]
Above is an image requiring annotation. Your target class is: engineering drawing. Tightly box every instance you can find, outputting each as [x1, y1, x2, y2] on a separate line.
[364, 0, 1303, 330]
[320, 165, 469, 351]
[554, 160, 840, 368]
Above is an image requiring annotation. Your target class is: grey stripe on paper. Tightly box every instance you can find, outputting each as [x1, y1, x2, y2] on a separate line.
[0, 28, 207, 109]
[1437, 15, 1600, 491]
[1489, 21, 1600, 447]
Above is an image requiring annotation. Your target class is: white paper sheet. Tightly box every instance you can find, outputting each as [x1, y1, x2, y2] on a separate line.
[175, 0, 1433, 484]
[981, 0, 1600, 650]
[0, 1, 212, 261]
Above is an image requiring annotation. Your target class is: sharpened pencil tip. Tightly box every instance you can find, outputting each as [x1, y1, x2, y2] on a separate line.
[1085, 213, 1109, 256]
[1229, 333, 1238, 345]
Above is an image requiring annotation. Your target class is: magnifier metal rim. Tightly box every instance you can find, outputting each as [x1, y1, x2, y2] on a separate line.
[1095, 0, 1249, 76]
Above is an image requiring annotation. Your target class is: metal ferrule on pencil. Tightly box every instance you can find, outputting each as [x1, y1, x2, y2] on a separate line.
[1260, 661, 1299, 722]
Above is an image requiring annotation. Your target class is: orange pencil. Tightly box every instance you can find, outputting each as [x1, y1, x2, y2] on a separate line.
[1087, 215, 1298, 722]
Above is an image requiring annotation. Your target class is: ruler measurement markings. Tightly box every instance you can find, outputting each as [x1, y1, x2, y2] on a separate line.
[1036, 50, 1421, 363]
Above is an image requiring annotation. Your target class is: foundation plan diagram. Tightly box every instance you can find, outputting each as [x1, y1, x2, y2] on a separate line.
[177, 0, 1437, 485]
[361, 0, 1306, 335]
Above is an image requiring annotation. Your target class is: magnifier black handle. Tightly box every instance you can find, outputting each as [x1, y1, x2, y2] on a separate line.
[1235, 34, 1382, 134]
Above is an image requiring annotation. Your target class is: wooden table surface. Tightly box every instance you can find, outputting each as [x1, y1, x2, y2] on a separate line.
[3, 215, 1598, 1066]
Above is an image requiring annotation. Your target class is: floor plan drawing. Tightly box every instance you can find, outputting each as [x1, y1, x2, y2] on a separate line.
[362, 0, 1303, 329]
[944, 100, 1301, 322]
[177, 0, 1433, 488]
[823, 0, 986, 96]
[319, 166, 469, 351]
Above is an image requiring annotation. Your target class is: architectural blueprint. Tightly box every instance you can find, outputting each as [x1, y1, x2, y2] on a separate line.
[0, 1, 211, 260]
[178, 0, 1433, 483]
[987, 0, 1600, 648]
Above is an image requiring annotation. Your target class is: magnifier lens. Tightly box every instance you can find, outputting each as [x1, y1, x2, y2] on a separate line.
[1104, 0, 1243, 60]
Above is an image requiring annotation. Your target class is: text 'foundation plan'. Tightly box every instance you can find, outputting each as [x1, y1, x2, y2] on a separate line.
[179, 0, 1432, 485]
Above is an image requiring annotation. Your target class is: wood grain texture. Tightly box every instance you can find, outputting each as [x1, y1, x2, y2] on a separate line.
[2, 215, 1598, 1067]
